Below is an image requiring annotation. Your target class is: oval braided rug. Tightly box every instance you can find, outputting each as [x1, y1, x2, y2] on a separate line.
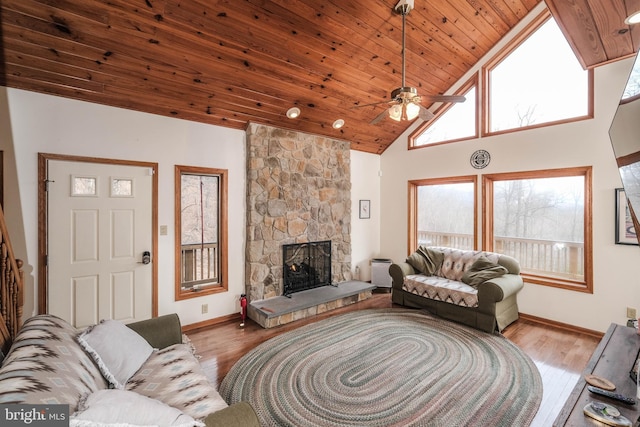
[219, 309, 542, 427]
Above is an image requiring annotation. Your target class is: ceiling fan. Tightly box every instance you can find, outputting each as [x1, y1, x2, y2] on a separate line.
[359, 0, 466, 125]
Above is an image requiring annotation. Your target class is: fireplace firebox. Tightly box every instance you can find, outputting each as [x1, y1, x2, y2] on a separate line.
[282, 240, 332, 297]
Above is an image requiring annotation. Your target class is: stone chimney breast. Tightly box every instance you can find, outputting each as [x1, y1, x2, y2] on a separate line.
[245, 123, 351, 311]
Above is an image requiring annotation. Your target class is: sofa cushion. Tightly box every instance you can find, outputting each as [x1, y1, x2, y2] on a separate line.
[0, 315, 107, 411]
[462, 256, 509, 287]
[403, 274, 479, 307]
[70, 389, 204, 427]
[406, 246, 444, 275]
[126, 343, 228, 420]
[436, 248, 500, 281]
[77, 319, 154, 390]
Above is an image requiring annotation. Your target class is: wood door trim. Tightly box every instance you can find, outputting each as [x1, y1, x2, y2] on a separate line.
[37, 153, 159, 317]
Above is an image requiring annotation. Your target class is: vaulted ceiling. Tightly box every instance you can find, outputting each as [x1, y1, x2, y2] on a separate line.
[0, 0, 638, 154]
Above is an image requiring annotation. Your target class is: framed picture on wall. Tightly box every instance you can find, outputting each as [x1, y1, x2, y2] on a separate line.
[359, 200, 370, 219]
[615, 188, 638, 245]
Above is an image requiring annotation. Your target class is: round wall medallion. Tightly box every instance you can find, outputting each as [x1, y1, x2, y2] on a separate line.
[470, 150, 491, 169]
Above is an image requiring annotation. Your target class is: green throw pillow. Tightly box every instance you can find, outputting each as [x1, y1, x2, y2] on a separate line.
[406, 246, 444, 275]
[462, 256, 508, 287]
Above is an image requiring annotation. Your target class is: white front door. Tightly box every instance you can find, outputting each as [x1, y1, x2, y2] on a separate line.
[47, 160, 154, 328]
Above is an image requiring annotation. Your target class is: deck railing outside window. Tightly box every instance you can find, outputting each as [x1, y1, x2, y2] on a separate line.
[417, 231, 583, 280]
[417, 231, 475, 250]
[181, 242, 219, 289]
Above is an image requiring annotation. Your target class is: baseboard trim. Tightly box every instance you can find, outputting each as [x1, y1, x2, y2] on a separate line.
[518, 312, 604, 339]
[182, 312, 240, 333]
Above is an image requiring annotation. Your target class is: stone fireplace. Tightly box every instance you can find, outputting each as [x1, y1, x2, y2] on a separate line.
[245, 123, 372, 328]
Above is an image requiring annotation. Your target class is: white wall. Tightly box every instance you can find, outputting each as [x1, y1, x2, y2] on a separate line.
[350, 150, 382, 282]
[1, 87, 247, 326]
[0, 87, 382, 327]
[379, 37, 640, 332]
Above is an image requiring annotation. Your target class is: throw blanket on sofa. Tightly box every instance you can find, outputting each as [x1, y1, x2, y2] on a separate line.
[403, 248, 502, 308]
[0, 315, 108, 410]
[403, 275, 479, 307]
[0, 314, 229, 422]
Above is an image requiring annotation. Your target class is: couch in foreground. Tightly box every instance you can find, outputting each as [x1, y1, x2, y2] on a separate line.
[0, 313, 259, 427]
[390, 246, 523, 333]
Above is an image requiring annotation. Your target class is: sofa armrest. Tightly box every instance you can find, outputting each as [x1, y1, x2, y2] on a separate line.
[126, 313, 183, 349]
[203, 402, 260, 427]
[389, 262, 417, 290]
[477, 274, 524, 303]
[497, 254, 521, 275]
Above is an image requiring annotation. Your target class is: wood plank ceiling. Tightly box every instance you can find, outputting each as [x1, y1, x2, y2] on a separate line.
[0, 0, 637, 154]
[546, 0, 640, 69]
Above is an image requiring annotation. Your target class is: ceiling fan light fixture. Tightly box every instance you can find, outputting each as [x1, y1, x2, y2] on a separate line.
[286, 107, 301, 119]
[359, 1, 465, 125]
[388, 104, 403, 121]
[332, 119, 345, 129]
[405, 102, 421, 120]
[625, 10, 640, 25]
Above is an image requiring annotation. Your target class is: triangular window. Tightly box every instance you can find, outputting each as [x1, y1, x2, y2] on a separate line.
[485, 14, 591, 134]
[410, 76, 478, 148]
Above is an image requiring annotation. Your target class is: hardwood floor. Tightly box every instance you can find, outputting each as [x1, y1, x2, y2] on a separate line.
[502, 313, 602, 426]
[186, 293, 601, 426]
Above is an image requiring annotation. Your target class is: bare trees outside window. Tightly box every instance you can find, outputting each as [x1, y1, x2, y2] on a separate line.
[175, 165, 228, 300]
[409, 176, 477, 252]
[483, 167, 592, 292]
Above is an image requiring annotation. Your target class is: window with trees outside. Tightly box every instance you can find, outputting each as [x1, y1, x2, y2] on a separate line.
[485, 12, 592, 134]
[409, 176, 477, 252]
[483, 167, 592, 292]
[175, 165, 228, 300]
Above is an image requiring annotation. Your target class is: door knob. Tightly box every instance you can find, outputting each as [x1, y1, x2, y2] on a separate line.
[139, 251, 151, 264]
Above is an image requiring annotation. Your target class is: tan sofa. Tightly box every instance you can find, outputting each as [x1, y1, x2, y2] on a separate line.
[0, 314, 259, 427]
[389, 246, 523, 333]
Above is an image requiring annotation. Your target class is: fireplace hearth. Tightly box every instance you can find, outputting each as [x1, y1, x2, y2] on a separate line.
[283, 240, 332, 297]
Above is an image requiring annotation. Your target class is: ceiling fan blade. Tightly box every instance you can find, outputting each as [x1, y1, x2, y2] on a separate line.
[370, 108, 390, 125]
[352, 100, 395, 109]
[422, 95, 466, 103]
[418, 106, 434, 121]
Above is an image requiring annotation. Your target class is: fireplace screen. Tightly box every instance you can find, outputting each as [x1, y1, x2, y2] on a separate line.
[282, 240, 332, 296]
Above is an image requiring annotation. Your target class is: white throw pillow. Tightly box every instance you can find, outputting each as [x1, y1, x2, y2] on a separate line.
[70, 389, 204, 427]
[77, 319, 153, 389]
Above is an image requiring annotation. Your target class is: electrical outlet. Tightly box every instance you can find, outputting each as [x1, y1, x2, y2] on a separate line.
[627, 307, 637, 319]
[201, 304, 208, 314]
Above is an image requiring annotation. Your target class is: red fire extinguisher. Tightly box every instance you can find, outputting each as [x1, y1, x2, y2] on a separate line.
[240, 294, 247, 327]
